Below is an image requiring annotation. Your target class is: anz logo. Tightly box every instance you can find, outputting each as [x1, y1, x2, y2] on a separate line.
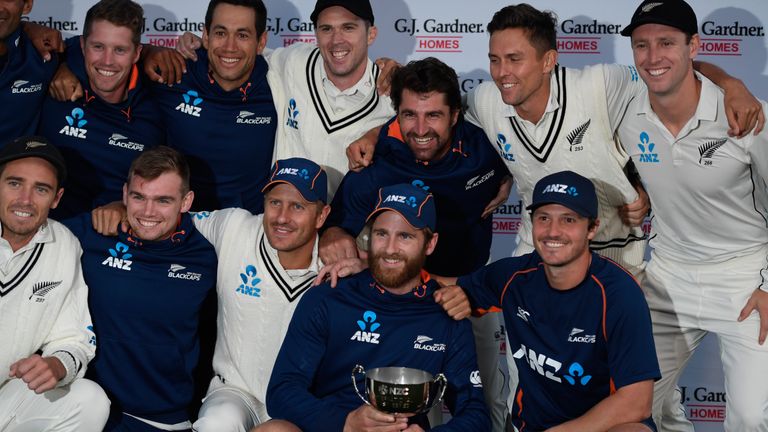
[59, 108, 88, 139]
[175, 90, 203, 117]
[637, 132, 660, 163]
[351, 310, 381, 344]
[563, 362, 592, 386]
[512, 344, 562, 383]
[383, 194, 417, 208]
[276, 167, 310, 180]
[411, 179, 430, 192]
[102, 241, 133, 271]
[496, 133, 515, 161]
[542, 184, 579, 196]
[236, 265, 261, 297]
[286, 98, 300, 129]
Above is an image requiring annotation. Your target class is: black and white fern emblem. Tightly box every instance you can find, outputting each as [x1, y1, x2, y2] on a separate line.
[698, 139, 726, 165]
[29, 280, 62, 300]
[567, 119, 591, 150]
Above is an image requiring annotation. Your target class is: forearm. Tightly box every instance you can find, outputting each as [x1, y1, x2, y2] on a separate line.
[546, 381, 653, 432]
[267, 381, 348, 432]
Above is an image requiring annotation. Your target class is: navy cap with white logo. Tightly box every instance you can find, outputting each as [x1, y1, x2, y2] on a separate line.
[366, 184, 436, 231]
[310, 0, 375, 25]
[620, 0, 698, 37]
[0, 136, 67, 185]
[526, 171, 598, 219]
[262, 158, 328, 203]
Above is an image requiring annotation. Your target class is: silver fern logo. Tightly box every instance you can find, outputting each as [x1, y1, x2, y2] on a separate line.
[698, 139, 727, 165]
[567, 119, 591, 152]
[29, 280, 63, 301]
[641, 2, 663, 13]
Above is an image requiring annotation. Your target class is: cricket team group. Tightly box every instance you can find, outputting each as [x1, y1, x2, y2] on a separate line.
[1, 0, 767, 431]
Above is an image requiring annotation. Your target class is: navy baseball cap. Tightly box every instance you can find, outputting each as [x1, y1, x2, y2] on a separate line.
[526, 171, 598, 219]
[366, 184, 436, 231]
[310, 0, 374, 25]
[262, 158, 328, 203]
[0, 136, 67, 185]
[621, 0, 698, 37]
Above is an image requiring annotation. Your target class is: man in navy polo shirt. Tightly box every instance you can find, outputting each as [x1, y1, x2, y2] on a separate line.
[320, 57, 509, 277]
[265, 184, 489, 432]
[148, 0, 277, 213]
[65, 146, 217, 431]
[443, 171, 660, 432]
[37, 0, 163, 220]
[0, 0, 58, 143]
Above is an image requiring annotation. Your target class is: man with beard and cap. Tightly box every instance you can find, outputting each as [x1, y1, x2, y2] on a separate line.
[263, 184, 489, 432]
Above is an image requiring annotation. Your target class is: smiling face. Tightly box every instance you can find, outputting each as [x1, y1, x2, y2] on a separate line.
[263, 183, 329, 269]
[397, 89, 458, 162]
[81, 19, 141, 104]
[631, 23, 698, 99]
[123, 171, 193, 241]
[0, 157, 63, 251]
[315, 6, 376, 91]
[367, 210, 437, 294]
[203, 2, 266, 92]
[489, 27, 555, 115]
[531, 203, 596, 270]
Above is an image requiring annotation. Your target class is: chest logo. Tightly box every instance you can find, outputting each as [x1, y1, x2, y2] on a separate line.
[698, 139, 727, 166]
[351, 310, 381, 344]
[496, 133, 515, 161]
[175, 90, 203, 117]
[236, 265, 261, 297]
[637, 132, 660, 163]
[59, 108, 88, 139]
[286, 98, 300, 129]
[566, 119, 590, 152]
[102, 241, 132, 271]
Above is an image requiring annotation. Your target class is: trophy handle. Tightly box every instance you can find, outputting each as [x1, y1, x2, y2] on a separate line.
[351, 364, 371, 406]
[425, 373, 448, 411]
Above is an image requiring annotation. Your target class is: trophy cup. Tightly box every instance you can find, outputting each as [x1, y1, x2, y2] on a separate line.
[351, 364, 447, 414]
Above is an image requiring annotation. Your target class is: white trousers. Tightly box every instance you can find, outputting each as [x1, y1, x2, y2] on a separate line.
[0, 378, 109, 432]
[469, 313, 507, 432]
[645, 250, 768, 432]
[192, 376, 263, 432]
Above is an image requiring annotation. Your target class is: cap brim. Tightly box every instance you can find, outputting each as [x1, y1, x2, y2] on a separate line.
[366, 208, 428, 230]
[261, 180, 321, 203]
[526, 200, 593, 218]
[621, 18, 697, 37]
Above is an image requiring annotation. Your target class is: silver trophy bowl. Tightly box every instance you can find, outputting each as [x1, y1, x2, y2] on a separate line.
[352, 364, 447, 414]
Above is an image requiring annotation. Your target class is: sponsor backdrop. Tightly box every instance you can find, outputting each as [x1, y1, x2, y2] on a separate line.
[27, 0, 767, 429]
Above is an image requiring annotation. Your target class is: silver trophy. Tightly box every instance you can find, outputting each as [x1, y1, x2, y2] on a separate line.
[352, 364, 447, 414]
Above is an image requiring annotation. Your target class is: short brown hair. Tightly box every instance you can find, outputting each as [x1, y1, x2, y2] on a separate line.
[127, 146, 191, 194]
[83, 0, 144, 47]
[487, 3, 557, 57]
